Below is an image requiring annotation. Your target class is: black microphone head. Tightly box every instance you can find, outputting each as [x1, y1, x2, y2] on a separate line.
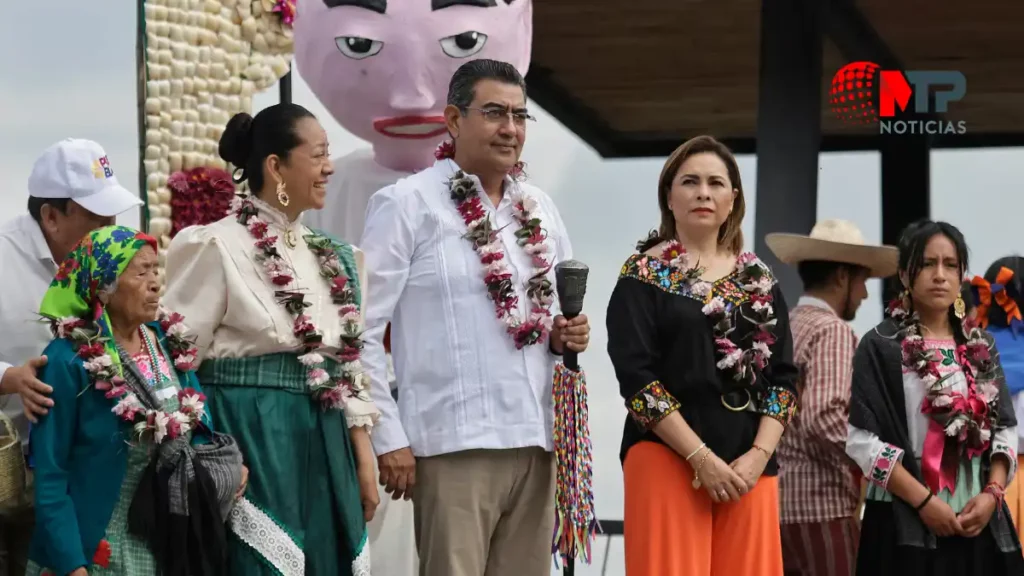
[555, 260, 589, 318]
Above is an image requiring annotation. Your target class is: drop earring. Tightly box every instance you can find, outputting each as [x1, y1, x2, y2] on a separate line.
[954, 294, 966, 319]
[276, 181, 290, 207]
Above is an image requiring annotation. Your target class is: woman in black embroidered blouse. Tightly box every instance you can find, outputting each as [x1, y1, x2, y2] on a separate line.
[606, 135, 798, 576]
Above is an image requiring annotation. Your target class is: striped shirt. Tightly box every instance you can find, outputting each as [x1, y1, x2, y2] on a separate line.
[778, 296, 861, 524]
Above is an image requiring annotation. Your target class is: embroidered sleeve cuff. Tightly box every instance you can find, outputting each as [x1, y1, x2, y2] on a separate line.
[758, 386, 797, 426]
[868, 443, 904, 490]
[627, 381, 680, 429]
[992, 440, 1018, 484]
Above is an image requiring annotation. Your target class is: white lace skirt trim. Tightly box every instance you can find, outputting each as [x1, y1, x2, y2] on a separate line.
[352, 537, 372, 576]
[230, 497, 305, 576]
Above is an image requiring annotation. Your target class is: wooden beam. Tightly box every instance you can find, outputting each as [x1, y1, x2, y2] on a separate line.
[526, 66, 622, 157]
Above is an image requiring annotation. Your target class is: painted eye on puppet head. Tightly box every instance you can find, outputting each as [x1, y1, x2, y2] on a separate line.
[439, 31, 489, 58]
[335, 36, 384, 60]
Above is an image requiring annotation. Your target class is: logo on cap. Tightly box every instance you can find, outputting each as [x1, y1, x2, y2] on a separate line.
[92, 156, 114, 179]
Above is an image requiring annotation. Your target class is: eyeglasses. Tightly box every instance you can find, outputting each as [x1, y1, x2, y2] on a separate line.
[464, 107, 536, 126]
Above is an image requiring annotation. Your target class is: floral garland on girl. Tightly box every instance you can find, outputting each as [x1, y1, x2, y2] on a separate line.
[436, 141, 555, 349]
[660, 241, 777, 384]
[49, 310, 206, 444]
[232, 194, 367, 409]
[887, 296, 998, 455]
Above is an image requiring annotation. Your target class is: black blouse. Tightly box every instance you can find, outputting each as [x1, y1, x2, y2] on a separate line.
[606, 250, 800, 475]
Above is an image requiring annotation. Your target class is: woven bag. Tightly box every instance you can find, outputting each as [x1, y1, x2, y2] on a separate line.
[0, 410, 26, 508]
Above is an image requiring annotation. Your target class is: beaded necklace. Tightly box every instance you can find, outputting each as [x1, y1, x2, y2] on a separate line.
[138, 326, 170, 388]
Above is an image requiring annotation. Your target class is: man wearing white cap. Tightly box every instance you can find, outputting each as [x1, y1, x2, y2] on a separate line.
[765, 220, 897, 576]
[0, 138, 142, 575]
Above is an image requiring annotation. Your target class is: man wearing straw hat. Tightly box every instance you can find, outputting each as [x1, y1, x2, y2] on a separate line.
[0, 139, 142, 575]
[765, 219, 898, 576]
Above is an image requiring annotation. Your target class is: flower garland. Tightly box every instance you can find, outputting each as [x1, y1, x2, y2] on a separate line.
[660, 241, 777, 384]
[271, 0, 296, 25]
[888, 296, 998, 452]
[49, 309, 205, 444]
[232, 194, 366, 408]
[447, 169, 555, 349]
[168, 166, 236, 237]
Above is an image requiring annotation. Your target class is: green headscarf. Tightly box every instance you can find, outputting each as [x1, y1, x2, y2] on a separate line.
[39, 225, 158, 371]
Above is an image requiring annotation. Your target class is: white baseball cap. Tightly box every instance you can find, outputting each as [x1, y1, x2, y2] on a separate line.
[28, 139, 143, 217]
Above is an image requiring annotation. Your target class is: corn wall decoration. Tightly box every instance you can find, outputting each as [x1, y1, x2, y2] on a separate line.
[139, 0, 294, 287]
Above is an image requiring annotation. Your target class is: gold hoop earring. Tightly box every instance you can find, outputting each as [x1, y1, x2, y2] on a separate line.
[276, 181, 290, 207]
[954, 294, 966, 319]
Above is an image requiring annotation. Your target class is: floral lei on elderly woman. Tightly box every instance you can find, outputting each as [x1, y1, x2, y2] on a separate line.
[40, 226, 205, 445]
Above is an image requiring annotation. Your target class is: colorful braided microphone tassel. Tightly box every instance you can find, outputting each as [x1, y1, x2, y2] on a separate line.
[551, 362, 599, 566]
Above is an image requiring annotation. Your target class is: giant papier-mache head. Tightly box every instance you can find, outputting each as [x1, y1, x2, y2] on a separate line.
[294, 0, 533, 172]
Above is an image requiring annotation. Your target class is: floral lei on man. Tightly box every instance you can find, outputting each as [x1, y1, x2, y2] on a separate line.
[232, 194, 367, 408]
[887, 296, 998, 458]
[436, 141, 555, 349]
[661, 240, 777, 384]
[49, 310, 206, 444]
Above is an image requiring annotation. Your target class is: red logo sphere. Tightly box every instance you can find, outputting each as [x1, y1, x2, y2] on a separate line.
[830, 61, 880, 125]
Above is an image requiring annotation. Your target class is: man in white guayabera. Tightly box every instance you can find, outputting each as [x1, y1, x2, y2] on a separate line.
[359, 59, 591, 576]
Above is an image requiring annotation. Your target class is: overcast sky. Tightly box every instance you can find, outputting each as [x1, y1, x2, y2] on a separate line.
[4, 3, 1024, 574]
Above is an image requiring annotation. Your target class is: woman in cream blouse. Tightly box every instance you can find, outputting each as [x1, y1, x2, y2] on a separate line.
[164, 104, 379, 576]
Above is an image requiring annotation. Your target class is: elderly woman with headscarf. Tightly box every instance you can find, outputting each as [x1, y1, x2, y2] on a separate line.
[23, 226, 247, 576]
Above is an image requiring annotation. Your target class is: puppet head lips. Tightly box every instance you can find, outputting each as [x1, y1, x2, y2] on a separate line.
[373, 115, 448, 139]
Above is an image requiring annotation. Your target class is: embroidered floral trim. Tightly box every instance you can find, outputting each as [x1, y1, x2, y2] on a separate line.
[446, 168, 555, 349]
[49, 310, 205, 444]
[992, 440, 1018, 480]
[759, 386, 797, 425]
[619, 254, 692, 296]
[233, 194, 372, 412]
[869, 443, 904, 489]
[230, 497, 305, 576]
[619, 247, 780, 389]
[627, 380, 681, 429]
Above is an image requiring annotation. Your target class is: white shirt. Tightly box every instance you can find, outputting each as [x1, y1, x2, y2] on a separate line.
[0, 215, 59, 447]
[163, 197, 380, 429]
[361, 160, 573, 458]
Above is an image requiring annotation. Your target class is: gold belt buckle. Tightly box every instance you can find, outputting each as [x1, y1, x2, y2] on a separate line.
[721, 389, 752, 412]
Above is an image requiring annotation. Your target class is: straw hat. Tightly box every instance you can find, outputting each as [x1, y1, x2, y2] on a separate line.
[765, 219, 898, 278]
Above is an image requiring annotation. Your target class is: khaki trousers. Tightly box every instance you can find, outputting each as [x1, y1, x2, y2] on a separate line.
[414, 447, 555, 576]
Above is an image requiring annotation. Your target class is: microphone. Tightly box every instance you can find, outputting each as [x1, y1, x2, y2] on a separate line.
[555, 259, 590, 371]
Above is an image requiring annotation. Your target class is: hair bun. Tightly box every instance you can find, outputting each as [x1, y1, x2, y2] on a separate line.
[219, 112, 254, 172]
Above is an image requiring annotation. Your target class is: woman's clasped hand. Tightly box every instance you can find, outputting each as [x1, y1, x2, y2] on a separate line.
[691, 447, 767, 503]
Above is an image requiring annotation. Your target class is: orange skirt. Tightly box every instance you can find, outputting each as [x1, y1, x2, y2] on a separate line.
[624, 441, 783, 576]
[1005, 455, 1024, 548]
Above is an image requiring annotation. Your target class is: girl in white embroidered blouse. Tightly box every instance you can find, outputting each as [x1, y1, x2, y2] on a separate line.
[163, 104, 378, 576]
[847, 220, 1022, 576]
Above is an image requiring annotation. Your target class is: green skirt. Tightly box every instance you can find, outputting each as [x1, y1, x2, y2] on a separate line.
[198, 353, 369, 576]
